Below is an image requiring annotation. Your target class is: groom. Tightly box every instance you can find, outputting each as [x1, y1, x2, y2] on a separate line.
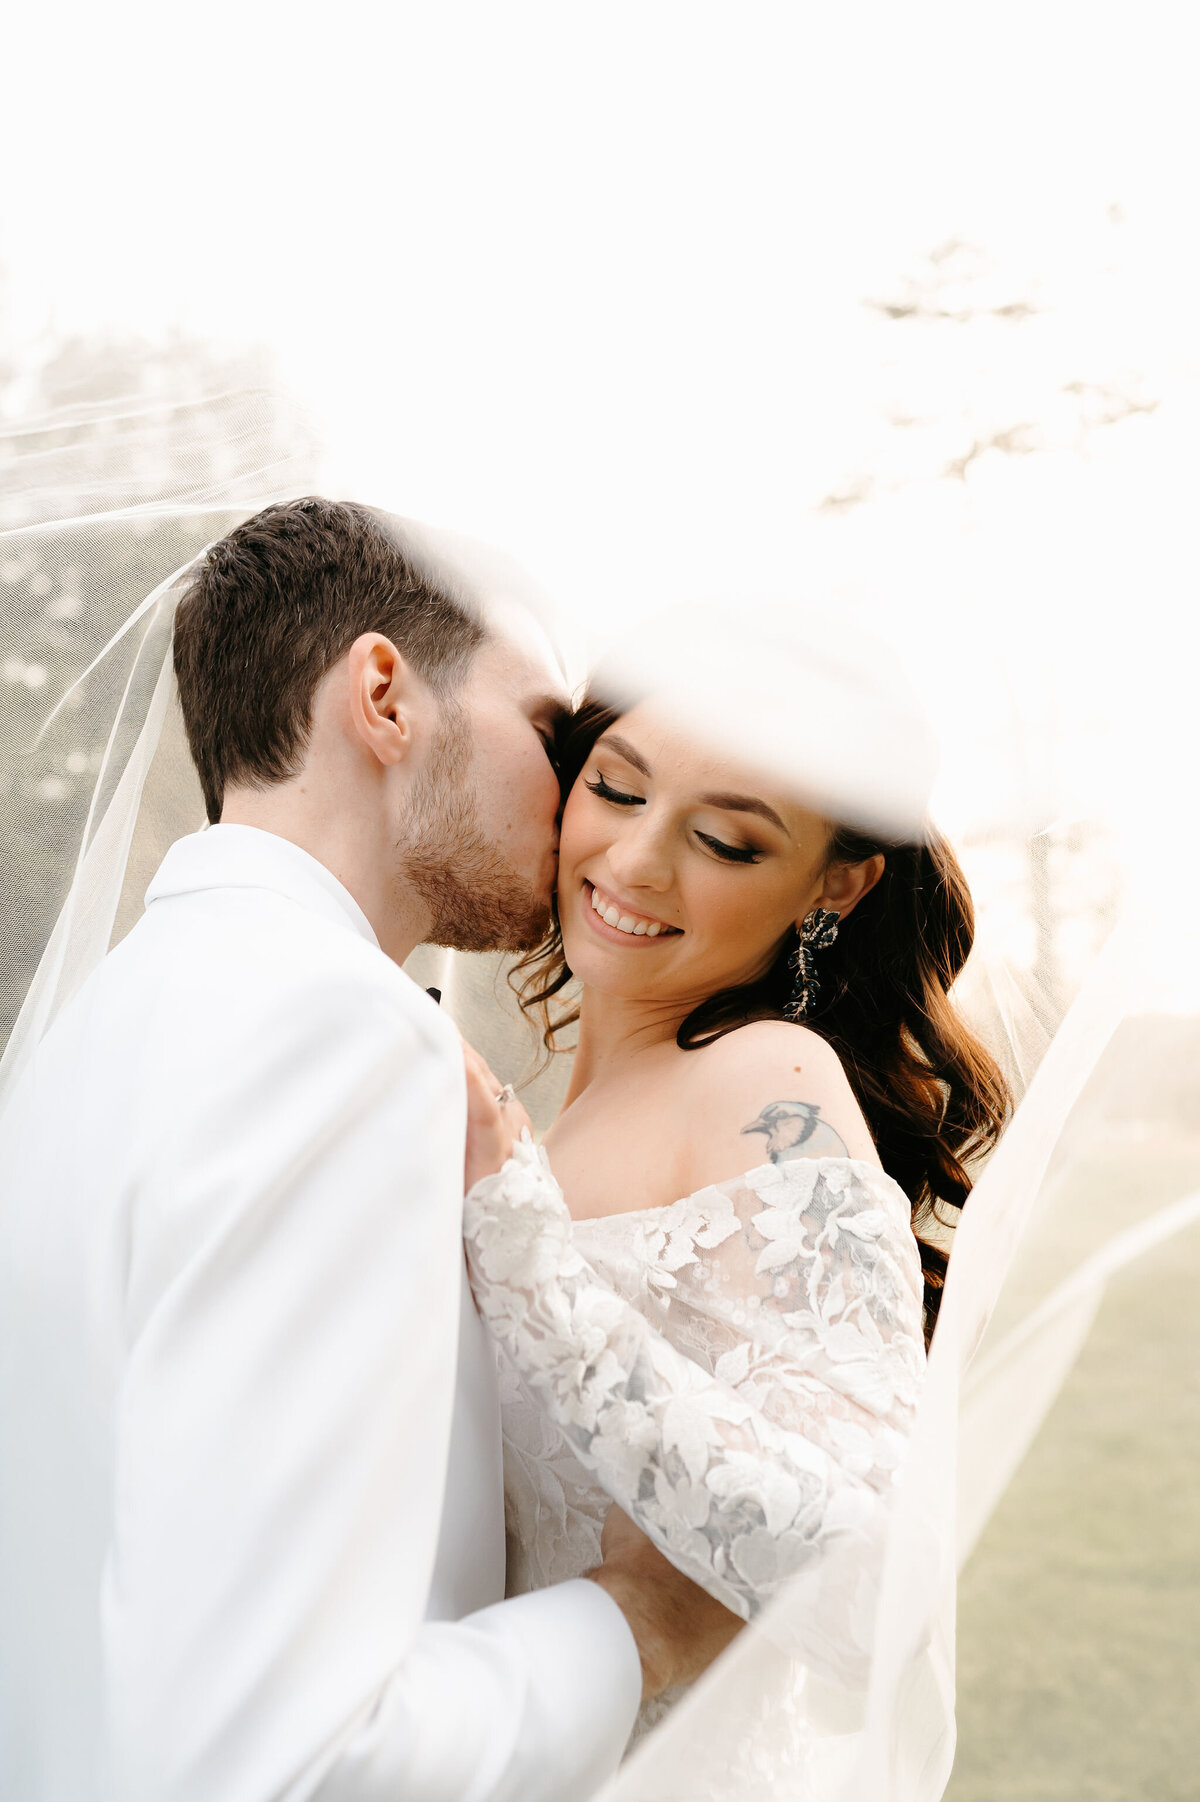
[0, 499, 734, 1802]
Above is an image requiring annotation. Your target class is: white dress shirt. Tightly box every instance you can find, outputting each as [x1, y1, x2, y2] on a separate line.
[0, 824, 641, 1802]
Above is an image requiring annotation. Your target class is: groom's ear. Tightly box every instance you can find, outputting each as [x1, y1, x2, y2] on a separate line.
[344, 633, 418, 769]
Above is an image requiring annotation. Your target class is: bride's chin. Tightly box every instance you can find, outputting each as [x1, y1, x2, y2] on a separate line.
[559, 927, 660, 996]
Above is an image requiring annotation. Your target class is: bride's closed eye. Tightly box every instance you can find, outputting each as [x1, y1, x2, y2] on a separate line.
[584, 773, 643, 807]
[696, 832, 763, 865]
[585, 774, 763, 865]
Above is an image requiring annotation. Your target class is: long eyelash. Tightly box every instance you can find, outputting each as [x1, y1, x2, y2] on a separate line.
[697, 832, 762, 865]
[587, 778, 761, 861]
[585, 776, 643, 807]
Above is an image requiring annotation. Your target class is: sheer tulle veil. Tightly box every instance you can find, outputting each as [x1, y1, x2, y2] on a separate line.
[1, 391, 1196, 1800]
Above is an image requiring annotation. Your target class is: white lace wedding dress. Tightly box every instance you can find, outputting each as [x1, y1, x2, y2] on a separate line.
[463, 1136, 928, 1747]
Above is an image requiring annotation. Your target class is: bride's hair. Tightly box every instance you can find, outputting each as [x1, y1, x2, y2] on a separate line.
[513, 696, 1011, 1343]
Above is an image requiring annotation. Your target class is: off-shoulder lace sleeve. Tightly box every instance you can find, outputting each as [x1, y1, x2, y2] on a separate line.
[463, 1136, 926, 1625]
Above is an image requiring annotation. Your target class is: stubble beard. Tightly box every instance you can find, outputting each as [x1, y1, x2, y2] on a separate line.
[399, 701, 553, 955]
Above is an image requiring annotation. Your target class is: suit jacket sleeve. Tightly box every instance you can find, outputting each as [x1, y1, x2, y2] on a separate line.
[104, 964, 641, 1802]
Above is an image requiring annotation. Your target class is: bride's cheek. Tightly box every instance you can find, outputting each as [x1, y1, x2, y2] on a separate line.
[558, 787, 598, 863]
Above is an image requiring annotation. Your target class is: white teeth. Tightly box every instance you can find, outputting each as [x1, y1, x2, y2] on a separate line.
[588, 883, 672, 937]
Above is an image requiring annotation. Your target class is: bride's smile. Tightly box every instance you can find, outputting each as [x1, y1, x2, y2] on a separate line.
[583, 880, 682, 940]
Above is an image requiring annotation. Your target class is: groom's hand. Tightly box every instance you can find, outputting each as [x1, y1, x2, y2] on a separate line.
[587, 1506, 743, 1702]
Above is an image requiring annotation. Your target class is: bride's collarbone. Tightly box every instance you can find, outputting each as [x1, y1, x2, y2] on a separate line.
[546, 1021, 872, 1225]
[545, 1068, 696, 1223]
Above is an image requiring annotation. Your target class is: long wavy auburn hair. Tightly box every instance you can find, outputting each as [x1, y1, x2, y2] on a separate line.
[511, 697, 1012, 1344]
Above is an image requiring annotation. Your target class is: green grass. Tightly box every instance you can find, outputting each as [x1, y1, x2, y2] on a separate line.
[947, 1207, 1200, 1801]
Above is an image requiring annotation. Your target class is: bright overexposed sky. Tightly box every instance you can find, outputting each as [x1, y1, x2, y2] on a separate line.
[2, 0, 1197, 866]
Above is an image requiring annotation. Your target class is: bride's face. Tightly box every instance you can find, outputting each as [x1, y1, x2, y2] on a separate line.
[557, 703, 852, 1012]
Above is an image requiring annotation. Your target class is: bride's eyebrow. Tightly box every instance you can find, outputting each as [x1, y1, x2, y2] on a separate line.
[597, 733, 787, 833]
[697, 791, 787, 832]
[595, 732, 652, 777]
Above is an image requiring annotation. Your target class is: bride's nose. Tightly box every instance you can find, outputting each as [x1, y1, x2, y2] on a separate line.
[604, 812, 674, 892]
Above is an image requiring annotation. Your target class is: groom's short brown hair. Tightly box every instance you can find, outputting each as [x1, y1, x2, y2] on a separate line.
[173, 497, 486, 823]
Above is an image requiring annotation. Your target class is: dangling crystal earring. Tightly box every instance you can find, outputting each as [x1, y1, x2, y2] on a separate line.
[783, 907, 841, 1021]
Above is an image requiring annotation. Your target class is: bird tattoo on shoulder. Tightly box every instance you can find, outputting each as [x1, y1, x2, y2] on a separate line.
[741, 1099, 849, 1163]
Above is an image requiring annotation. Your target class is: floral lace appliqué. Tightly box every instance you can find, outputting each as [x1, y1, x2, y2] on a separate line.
[464, 1136, 926, 1637]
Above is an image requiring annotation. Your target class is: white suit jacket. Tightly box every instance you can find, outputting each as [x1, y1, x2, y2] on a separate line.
[0, 825, 640, 1802]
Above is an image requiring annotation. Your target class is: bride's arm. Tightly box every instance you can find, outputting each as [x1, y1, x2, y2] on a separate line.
[464, 1029, 926, 1628]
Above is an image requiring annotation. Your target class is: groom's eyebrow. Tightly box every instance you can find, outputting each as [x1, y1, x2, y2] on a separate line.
[529, 692, 571, 725]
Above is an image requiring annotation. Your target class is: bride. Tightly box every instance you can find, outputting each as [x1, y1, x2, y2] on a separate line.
[459, 691, 1011, 1735]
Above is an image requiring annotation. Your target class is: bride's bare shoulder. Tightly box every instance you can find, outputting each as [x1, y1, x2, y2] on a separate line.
[681, 1019, 851, 1097]
[673, 1020, 879, 1192]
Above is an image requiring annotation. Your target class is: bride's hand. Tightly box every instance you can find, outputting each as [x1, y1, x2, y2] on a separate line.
[461, 1039, 535, 1193]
